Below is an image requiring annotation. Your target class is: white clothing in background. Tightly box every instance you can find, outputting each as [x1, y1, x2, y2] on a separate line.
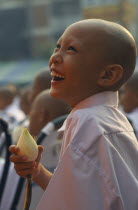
[40, 130, 62, 172]
[5, 97, 25, 122]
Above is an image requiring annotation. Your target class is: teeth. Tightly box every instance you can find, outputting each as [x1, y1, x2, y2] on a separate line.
[51, 71, 65, 79]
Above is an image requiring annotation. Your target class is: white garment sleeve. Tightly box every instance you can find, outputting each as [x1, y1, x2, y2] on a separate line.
[37, 143, 126, 210]
[37, 111, 138, 210]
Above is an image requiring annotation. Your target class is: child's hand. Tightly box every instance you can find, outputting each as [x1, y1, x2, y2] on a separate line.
[9, 145, 44, 179]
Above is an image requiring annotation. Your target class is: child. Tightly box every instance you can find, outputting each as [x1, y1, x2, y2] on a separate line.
[28, 89, 70, 137]
[120, 72, 138, 138]
[29, 68, 51, 104]
[16, 90, 70, 210]
[0, 86, 25, 130]
[29, 89, 70, 172]
[19, 86, 31, 116]
[9, 19, 138, 210]
[0, 87, 15, 110]
[11, 70, 52, 143]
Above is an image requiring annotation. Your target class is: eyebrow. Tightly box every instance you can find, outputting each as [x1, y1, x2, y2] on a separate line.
[57, 36, 82, 50]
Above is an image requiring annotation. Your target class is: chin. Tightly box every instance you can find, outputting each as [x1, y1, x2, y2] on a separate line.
[50, 89, 62, 99]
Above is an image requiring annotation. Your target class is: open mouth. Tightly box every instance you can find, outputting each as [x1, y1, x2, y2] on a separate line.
[51, 71, 65, 81]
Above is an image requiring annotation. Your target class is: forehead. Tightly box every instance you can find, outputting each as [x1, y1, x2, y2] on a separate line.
[59, 24, 96, 45]
[58, 23, 107, 54]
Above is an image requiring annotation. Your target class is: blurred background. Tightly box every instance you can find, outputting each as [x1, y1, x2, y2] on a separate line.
[0, 0, 137, 87]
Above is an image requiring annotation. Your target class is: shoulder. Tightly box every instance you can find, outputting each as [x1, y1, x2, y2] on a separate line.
[64, 104, 133, 142]
[66, 106, 103, 132]
[66, 105, 114, 132]
[62, 106, 108, 149]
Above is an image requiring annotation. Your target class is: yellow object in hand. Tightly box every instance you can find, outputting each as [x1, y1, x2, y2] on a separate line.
[17, 128, 38, 161]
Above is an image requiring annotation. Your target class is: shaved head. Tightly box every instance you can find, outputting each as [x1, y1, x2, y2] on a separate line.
[67, 19, 137, 90]
[29, 68, 51, 103]
[49, 19, 137, 106]
[35, 69, 51, 90]
[29, 89, 71, 136]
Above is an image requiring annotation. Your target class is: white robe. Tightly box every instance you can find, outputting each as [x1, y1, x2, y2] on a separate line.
[37, 91, 138, 210]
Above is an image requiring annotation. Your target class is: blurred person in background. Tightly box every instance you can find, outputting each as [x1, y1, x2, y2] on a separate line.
[18, 86, 32, 127]
[29, 68, 51, 104]
[0, 85, 24, 157]
[11, 89, 70, 209]
[11, 86, 32, 144]
[11, 68, 51, 144]
[0, 86, 24, 128]
[120, 72, 138, 138]
[20, 86, 31, 116]
[28, 89, 70, 172]
[19, 89, 70, 209]
[5, 84, 25, 123]
[0, 86, 14, 111]
[12, 68, 51, 127]
[29, 89, 70, 138]
[0, 69, 53, 209]
[0, 86, 15, 158]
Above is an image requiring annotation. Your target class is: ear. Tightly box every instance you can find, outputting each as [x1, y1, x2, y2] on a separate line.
[97, 64, 124, 88]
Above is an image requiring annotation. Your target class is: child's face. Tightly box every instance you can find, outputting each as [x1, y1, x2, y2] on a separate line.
[49, 23, 104, 107]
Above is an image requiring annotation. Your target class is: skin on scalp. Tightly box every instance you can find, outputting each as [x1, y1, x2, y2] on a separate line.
[29, 69, 51, 104]
[20, 87, 31, 115]
[0, 87, 15, 109]
[49, 19, 136, 107]
[29, 89, 71, 137]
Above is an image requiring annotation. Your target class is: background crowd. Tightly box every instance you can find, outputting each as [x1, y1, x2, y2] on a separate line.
[0, 67, 71, 209]
[0, 65, 137, 209]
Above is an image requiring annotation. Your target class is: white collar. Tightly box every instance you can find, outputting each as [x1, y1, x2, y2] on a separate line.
[59, 91, 118, 132]
[71, 91, 118, 113]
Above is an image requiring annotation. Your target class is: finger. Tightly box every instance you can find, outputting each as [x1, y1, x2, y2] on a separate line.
[17, 168, 36, 178]
[10, 154, 28, 163]
[38, 145, 44, 153]
[35, 145, 44, 165]
[14, 162, 36, 172]
[9, 145, 20, 155]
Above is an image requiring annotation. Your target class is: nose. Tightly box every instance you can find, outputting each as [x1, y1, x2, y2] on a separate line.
[49, 51, 63, 65]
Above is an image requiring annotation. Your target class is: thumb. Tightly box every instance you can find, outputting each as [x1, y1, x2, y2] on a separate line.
[35, 145, 44, 163]
[38, 145, 44, 154]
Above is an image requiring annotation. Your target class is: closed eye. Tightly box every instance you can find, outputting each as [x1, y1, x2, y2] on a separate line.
[56, 44, 61, 49]
[57, 44, 61, 48]
[67, 46, 76, 52]
[54, 44, 61, 52]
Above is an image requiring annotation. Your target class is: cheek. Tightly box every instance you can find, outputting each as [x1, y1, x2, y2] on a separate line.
[65, 63, 85, 81]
